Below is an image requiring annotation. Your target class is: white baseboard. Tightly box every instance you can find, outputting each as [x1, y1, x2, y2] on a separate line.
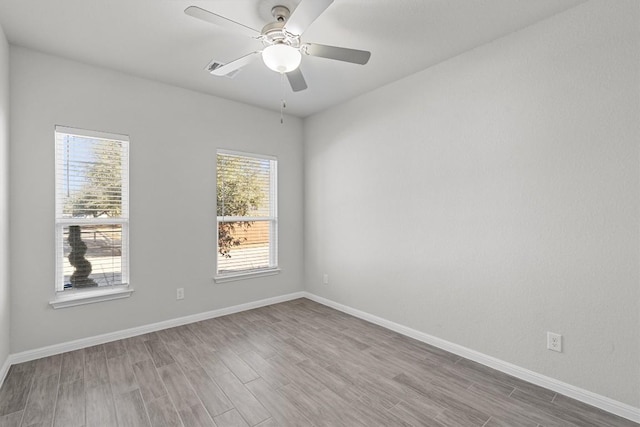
[6, 291, 306, 367]
[0, 355, 10, 387]
[302, 292, 640, 424]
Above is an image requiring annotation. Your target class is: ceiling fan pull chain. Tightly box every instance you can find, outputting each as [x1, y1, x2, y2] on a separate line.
[280, 72, 287, 124]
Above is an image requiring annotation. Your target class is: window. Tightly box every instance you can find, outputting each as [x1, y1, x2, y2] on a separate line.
[216, 150, 278, 281]
[52, 126, 131, 308]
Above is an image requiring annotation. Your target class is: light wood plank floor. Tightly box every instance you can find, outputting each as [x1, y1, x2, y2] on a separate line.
[0, 298, 636, 427]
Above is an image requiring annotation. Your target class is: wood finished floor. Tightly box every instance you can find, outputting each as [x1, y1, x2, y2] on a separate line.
[0, 298, 636, 427]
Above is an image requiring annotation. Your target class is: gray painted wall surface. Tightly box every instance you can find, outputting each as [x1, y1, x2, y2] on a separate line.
[0, 22, 10, 371]
[9, 47, 304, 353]
[304, 0, 639, 407]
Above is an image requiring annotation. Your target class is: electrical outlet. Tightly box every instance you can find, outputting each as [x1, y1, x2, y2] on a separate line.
[323, 274, 329, 285]
[176, 288, 184, 300]
[547, 332, 562, 352]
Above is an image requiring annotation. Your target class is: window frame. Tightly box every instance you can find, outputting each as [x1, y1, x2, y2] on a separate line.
[214, 149, 279, 283]
[50, 125, 133, 309]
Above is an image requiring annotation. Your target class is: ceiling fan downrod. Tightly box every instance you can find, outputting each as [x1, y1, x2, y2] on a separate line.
[271, 5, 290, 22]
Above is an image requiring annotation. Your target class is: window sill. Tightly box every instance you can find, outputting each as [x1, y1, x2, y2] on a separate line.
[49, 286, 134, 309]
[214, 268, 281, 284]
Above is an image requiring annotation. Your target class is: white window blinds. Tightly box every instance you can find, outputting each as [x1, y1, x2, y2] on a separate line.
[216, 150, 277, 276]
[55, 126, 129, 292]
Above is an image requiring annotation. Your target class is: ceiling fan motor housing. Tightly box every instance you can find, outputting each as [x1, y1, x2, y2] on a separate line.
[261, 6, 300, 48]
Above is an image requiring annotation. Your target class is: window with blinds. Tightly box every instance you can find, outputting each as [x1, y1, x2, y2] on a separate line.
[216, 150, 277, 277]
[55, 126, 129, 292]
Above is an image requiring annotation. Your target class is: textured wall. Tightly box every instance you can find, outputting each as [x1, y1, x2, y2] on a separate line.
[304, 0, 639, 407]
[9, 47, 304, 353]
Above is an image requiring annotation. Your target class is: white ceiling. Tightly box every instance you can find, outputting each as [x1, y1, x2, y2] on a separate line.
[0, 0, 585, 117]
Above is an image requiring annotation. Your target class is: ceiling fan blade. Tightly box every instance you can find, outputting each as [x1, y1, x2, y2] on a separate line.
[185, 6, 260, 37]
[286, 68, 308, 92]
[284, 0, 334, 36]
[303, 43, 371, 65]
[209, 52, 261, 76]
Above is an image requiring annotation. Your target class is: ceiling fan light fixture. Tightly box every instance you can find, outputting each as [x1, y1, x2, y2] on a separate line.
[262, 44, 302, 73]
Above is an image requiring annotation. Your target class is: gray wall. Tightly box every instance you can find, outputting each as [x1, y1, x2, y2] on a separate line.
[9, 47, 304, 353]
[304, 0, 639, 407]
[0, 22, 10, 371]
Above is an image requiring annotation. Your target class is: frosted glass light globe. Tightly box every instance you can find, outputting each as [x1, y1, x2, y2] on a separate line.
[262, 44, 302, 73]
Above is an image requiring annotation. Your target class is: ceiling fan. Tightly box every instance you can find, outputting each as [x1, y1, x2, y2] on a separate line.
[185, 0, 371, 92]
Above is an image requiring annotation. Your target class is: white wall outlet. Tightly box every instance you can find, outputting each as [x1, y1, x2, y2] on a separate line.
[547, 332, 562, 352]
[323, 273, 329, 285]
[176, 288, 184, 300]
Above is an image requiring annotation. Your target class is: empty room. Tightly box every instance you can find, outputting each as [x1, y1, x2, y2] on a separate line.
[0, 0, 638, 426]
